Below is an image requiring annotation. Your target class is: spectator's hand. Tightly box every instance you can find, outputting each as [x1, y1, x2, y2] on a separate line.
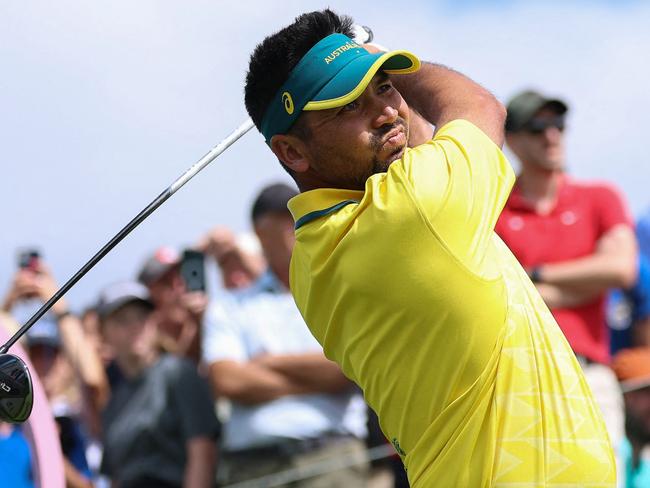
[197, 226, 238, 263]
[31, 263, 68, 316]
[181, 291, 208, 320]
[250, 353, 276, 370]
[2, 269, 40, 311]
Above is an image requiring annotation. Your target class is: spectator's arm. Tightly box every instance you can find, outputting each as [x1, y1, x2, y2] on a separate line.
[535, 282, 601, 309]
[63, 458, 93, 488]
[209, 359, 311, 404]
[534, 224, 637, 291]
[390, 62, 506, 146]
[184, 437, 217, 488]
[253, 353, 353, 393]
[57, 314, 110, 409]
[35, 268, 109, 411]
[1, 269, 39, 312]
[177, 291, 208, 357]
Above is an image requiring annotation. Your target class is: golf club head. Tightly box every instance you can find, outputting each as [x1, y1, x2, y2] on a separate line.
[0, 353, 33, 423]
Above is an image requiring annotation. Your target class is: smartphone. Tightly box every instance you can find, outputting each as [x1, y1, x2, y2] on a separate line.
[180, 250, 206, 292]
[18, 249, 40, 271]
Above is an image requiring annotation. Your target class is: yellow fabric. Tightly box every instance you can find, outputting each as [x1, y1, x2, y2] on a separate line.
[288, 120, 616, 487]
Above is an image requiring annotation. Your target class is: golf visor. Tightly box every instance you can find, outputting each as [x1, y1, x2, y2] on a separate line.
[260, 33, 420, 142]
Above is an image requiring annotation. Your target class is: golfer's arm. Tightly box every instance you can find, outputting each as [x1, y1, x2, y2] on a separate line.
[391, 62, 506, 146]
[208, 360, 310, 404]
[184, 437, 217, 488]
[257, 353, 352, 393]
[407, 107, 434, 147]
[536, 224, 637, 291]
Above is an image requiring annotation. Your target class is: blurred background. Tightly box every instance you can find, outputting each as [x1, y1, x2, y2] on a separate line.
[2, 2, 650, 488]
[2, 0, 648, 309]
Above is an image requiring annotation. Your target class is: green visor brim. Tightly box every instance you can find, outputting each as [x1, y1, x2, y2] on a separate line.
[304, 50, 420, 111]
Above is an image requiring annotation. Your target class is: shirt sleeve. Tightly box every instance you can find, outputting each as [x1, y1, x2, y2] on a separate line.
[398, 119, 515, 271]
[169, 358, 221, 441]
[592, 183, 633, 236]
[201, 298, 247, 364]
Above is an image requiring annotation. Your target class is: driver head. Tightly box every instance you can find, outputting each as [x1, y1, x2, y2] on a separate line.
[0, 353, 33, 423]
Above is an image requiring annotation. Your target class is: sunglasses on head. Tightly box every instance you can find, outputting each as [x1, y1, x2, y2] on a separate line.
[522, 116, 565, 134]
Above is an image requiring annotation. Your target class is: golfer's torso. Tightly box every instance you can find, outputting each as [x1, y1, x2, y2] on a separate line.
[292, 217, 615, 487]
[289, 120, 615, 486]
[290, 180, 511, 484]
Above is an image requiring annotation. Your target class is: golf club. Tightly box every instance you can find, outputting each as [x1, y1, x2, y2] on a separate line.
[0, 117, 255, 422]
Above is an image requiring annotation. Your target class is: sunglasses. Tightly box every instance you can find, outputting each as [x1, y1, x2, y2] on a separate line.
[522, 116, 565, 134]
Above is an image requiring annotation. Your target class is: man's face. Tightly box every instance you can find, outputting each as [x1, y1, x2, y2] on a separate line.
[27, 344, 59, 380]
[218, 251, 263, 290]
[147, 266, 184, 308]
[102, 303, 156, 364]
[295, 72, 410, 190]
[506, 107, 566, 172]
[253, 212, 295, 280]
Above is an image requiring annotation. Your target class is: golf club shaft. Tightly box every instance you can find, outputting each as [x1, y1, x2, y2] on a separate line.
[0, 117, 255, 354]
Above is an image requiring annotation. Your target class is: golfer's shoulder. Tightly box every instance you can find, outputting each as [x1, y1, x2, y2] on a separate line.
[414, 119, 503, 156]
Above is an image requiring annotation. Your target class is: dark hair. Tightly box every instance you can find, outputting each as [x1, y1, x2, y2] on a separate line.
[244, 9, 354, 132]
[251, 183, 299, 222]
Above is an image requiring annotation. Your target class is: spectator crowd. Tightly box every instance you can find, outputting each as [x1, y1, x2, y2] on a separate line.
[3, 87, 650, 488]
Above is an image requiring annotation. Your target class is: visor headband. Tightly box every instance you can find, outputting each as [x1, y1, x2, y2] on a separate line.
[260, 34, 367, 142]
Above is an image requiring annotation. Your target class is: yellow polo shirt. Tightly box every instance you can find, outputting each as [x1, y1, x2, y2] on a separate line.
[288, 120, 615, 486]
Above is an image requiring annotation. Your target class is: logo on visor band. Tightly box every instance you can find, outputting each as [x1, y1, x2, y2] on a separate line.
[324, 41, 361, 64]
[282, 92, 294, 114]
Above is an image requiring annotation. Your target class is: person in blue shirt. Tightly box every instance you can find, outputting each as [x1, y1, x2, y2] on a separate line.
[609, 255, 650, 354]
[0, 423, 34, 488]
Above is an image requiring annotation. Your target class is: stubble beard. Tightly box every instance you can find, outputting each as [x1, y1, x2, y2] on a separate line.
[369, 117, 409, 175]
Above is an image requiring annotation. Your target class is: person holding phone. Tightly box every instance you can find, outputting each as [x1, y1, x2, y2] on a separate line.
[96, 281, 220, 488]
[2, 251, 108, 487]
[137, 247, 208, 363]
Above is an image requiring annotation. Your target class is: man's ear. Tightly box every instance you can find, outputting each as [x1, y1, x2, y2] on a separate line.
[270, 134, 310, 173]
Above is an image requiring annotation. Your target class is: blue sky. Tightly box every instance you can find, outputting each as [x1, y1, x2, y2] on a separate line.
[2, 0, 649, 311]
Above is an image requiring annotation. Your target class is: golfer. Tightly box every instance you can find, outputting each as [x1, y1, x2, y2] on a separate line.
[244, 9, 616, 487]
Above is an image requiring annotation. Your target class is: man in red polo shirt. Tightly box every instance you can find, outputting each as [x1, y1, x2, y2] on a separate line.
[496, 89, 637, 478]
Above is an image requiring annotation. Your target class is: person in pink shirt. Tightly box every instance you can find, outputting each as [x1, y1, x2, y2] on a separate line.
[0, 311, 65, 488]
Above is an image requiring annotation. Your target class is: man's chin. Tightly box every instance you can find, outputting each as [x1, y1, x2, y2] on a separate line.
[386, 146, 406, 164]
[370, 146, 407, 176]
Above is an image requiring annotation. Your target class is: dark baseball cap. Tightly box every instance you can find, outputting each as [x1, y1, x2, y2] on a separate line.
[251, 183, 299, 222]
[137, 247, 180, 286]
[505, 90, 568, 133]
[96, 281, 154, 320]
